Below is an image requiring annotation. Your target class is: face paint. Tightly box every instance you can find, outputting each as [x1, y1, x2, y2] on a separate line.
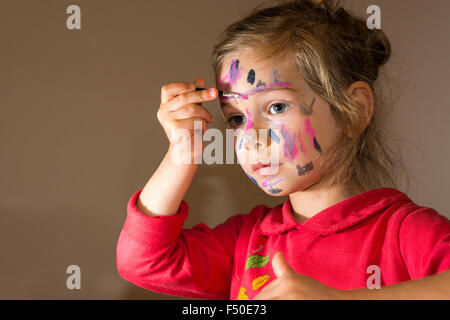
[219, 59, 242, 86]
[261, 177, 285, 194]
[268, 128, 280, 144]
[245, 108, 253, 131]
[272, 69, 280, 83]
[247, 69, 256, 85]
[281, 124, 299, 161]
[304, 118, 323, 154]
[256, 80, 266, 88]
[297, 129, 306, 154]
[299, 97, 316, 116]
[296, 161, 314, 176]
[219, 80, 292, 102]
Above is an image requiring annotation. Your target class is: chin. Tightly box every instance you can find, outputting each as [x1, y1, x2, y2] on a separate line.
[262, 187, 289, 197]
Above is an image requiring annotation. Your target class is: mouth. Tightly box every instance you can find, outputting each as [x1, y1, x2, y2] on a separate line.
[251, 162, 282, 176]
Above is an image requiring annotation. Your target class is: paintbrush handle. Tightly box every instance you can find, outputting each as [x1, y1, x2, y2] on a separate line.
[195, 87, 224, 97]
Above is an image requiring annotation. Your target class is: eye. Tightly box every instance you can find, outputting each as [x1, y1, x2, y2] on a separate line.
[269, 103, 290, 115]
[226, 115, 246, 128]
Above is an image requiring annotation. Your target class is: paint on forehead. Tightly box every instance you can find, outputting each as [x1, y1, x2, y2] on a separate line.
[281, 124, 299, 161]
[272, 69, 280, 83]
[304, 118, 323, 154]
[256, 80, 266, 88]
[219, 81, 293, 103]
[247, 69, 256, 85]
[219, 59, 242, 86]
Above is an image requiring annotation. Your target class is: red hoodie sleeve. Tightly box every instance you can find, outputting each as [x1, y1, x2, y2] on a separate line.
[399, 207, 450, 279]
[116, 189, 246, 299]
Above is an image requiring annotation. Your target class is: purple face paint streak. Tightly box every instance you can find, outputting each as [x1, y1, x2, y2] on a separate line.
[304, 118, 323, 153]
[245, 108, 253, 132]
[281, 124, 299, 161]
[219, 59, 242, 86]
[261, 177, 285, 187]
[272, 69, 280, 83]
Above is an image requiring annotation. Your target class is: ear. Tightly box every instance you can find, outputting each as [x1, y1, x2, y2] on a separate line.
[344, 81, 374, 139]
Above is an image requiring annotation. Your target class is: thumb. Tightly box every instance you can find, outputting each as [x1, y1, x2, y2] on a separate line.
[272, 252, 294, 278]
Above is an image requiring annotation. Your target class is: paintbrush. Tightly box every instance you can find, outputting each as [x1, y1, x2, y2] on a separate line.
[195, 87, 240, 99]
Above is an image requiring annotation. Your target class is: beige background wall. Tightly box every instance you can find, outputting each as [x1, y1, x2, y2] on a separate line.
[0, 0, 449, 299]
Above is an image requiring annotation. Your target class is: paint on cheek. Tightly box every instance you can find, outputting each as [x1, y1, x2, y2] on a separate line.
[297, 129, 306, 154]
[304, 118, 323, 154]
[245, 108, 253, 131]
[299, 97, 316, 116]
[268, 128, 280, 144]
[239, 137, 244, 151]
[281, 124, 299, 161]
[261, 177, 285, 194]
[247, 69, 255, 85]
[249, 175, 258, 186]
[296, 161, 314, 176]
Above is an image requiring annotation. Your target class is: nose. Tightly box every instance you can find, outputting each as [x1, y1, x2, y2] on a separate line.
[243, 126, 270, 152]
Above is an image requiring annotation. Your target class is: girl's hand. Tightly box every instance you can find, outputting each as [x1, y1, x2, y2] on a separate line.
[157, 78, 217, 163]
[254, 252, 343, 300]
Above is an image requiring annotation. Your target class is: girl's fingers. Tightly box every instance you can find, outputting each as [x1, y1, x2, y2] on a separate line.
[164, 88, 217, 112]
[160, 82, 196, 104]
[166, 103, 214, 123]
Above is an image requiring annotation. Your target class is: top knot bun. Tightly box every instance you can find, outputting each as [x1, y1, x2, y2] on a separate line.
[366, 29, 391, 68]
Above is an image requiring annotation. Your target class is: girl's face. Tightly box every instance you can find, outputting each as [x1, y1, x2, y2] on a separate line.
[218, 50, 340, 196]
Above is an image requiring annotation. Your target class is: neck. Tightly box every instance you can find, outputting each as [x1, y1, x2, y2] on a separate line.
[288, 177, 366, 223]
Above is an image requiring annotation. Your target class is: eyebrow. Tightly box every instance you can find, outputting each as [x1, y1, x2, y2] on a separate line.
[220, 87, 297, 108]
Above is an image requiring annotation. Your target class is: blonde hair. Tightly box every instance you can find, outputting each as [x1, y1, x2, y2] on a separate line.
[211, 0, 408, 190]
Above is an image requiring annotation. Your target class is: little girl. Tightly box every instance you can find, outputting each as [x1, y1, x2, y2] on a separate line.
[116, 0, 450, 299]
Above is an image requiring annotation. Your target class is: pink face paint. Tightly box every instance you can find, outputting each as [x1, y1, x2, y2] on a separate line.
[245, 108, 253, 131]
[304, 118, 323, 153]
[281, 124, 299, 161]
[297, 129, 306, 155]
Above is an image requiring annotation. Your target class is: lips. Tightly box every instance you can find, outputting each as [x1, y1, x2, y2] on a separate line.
[251, 162, 282, 175]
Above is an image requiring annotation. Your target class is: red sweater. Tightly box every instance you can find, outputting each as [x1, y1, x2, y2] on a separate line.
[116, 188, 450, 300]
